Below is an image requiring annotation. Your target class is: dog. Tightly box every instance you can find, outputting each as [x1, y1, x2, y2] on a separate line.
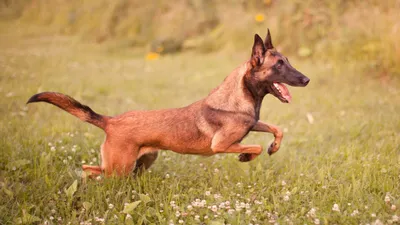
[27, 30, 309, 177]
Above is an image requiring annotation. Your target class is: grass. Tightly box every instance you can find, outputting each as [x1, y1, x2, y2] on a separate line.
[0, 22, 399, 224]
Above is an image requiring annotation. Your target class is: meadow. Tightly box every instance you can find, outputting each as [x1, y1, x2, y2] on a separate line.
[0, 18, 399, 225]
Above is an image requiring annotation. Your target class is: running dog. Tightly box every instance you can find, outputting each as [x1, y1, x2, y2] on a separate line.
[27, 30, 310, 177]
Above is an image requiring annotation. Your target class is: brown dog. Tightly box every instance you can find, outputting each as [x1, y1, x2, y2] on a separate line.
[27, 30, 309, 177]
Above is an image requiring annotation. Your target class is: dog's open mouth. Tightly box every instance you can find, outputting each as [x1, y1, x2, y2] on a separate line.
[272, 82, 292, 103]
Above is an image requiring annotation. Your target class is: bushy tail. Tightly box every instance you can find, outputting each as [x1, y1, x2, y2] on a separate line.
[27, 92, 108, 130]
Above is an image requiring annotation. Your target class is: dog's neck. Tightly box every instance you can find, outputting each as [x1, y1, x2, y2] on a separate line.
[205, 61, 268, 120]
[242, 67, 269, 120]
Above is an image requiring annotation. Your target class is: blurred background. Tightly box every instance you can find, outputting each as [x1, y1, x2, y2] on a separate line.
[1, 0, 399, 77]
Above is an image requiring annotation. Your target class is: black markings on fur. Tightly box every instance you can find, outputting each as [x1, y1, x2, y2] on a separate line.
[27, 92, 106, 129]
[67, 95, 103, 122]
[26, 93, 42, 104]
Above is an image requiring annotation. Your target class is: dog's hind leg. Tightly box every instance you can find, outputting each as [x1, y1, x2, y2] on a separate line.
[134, 148, 159, 175]
[82, 165, 102, 179]
[82, 142, 104, 179]
[101, 139, 139, 177]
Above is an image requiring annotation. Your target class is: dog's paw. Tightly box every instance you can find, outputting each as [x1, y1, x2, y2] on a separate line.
[238, 153, 259, 162]
[238, 153, 251, 162]
[267, 142, 280, 155]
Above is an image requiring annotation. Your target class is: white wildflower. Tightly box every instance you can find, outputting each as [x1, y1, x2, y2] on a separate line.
[372, 219, 383, 225]
[211, 205, 218, 212]
[94, 217, 104, 222]
[385, 195, 391, 203]
[351, 209, 359, 216]
[307, 208, 317, 218]
[281, 180, 287, 186]
[391, 204, 397, 211]
[283, 195, 290, 201]
[205, 191, 211, 196]
[332, 203, 340, 212]
[178, 219, 183, 224]
[213, 193, 221, 199]
[314, 218, 320, 225]
[108, 203, 114, 209]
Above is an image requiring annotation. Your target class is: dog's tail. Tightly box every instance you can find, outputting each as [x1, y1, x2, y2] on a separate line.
[27, 92, 108, 130]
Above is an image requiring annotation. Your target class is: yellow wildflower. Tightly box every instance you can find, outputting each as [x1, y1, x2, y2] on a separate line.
[146, 52, 160, 61]
[255, 13, 265, 23]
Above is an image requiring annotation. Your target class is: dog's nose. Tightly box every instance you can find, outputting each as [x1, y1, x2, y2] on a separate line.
[302, 77, 310, 86]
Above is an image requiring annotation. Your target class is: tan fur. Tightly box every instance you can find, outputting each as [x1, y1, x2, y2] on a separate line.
[28, 31, 309, 178]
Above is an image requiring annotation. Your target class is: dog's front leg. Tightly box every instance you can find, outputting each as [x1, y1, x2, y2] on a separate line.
[211, 130, 262, 161]
[251, 121, 283, 155]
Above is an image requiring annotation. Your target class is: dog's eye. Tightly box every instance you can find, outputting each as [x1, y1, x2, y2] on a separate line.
[276, 60, 284, 69]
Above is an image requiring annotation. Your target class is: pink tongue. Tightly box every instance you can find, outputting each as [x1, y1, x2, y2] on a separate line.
[276, 83, 292, 103]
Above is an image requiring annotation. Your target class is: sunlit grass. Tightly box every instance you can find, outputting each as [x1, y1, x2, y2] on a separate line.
[0, 24, 399, 224]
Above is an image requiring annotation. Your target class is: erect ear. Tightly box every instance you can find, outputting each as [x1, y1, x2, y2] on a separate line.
[264, 29, 274, 50]
[251, 34, 266, 66]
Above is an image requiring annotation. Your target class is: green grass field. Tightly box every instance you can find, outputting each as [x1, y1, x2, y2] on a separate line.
[0, 23, 399, 225]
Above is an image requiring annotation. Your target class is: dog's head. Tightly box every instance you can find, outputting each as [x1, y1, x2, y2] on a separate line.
[249, 30, 309, 103]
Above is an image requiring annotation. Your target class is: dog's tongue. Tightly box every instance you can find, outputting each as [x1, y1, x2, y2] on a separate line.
[274, 83, 292, 103]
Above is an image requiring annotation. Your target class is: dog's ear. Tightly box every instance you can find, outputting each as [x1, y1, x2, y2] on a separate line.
[264, 29, 274, 50]
[251, 34, 266, 66]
